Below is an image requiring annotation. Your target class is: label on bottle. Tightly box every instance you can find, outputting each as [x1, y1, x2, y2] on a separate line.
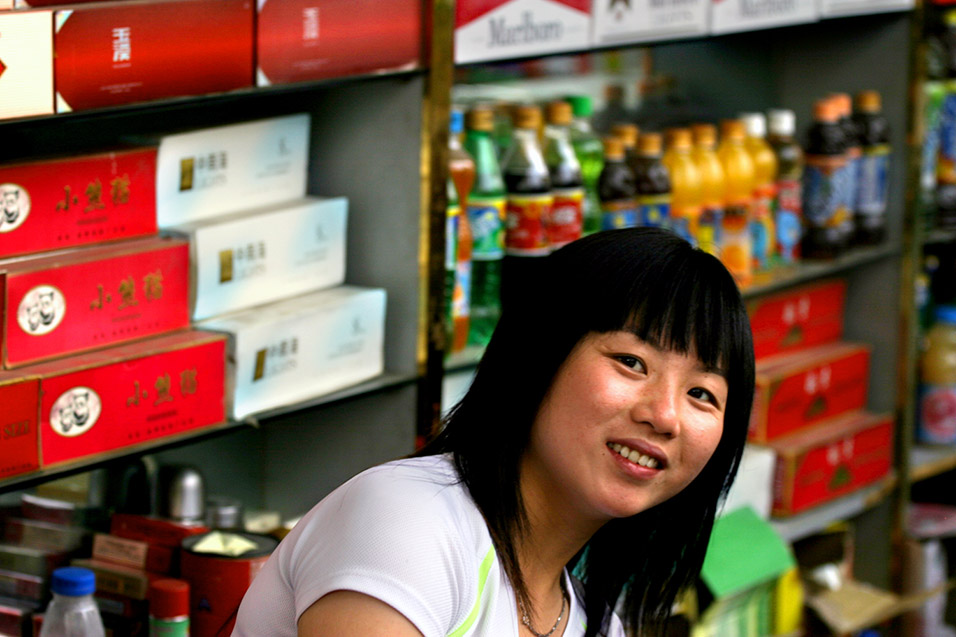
[776, 178, 802, 264]
[844, 147, 861, 212]
[505, 194, 552, 256]
[547, 187, 584, 248]
[601, 199, 638, 230]
[149, 617, 190, 637]
[919, 383, 956, 443]
[445, 205, 460, 271]
[750, 214, 774, 272]
[856, 145, 890, 217]
[453, 259, 471, 321]
[697, 205, 723, 257]
[720, 204, 752, 284]
[638, 194, 671, 228]
[803, 154, 850, 230]
[467, 196, 506, 261]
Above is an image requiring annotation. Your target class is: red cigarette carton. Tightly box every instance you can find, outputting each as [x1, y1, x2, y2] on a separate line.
[256, 0, 421, 86]
[110, 513, 207, 549]
[0, 237, 190, 368]
[0, 330, 226, 467]
[750, 342, 871, 443]
[0, 377, 39, 479]
[0, 149, 157, 259]
[54, 0, 253, 112]
[747, 279, 846, 360]
[768, 411, 894, 516]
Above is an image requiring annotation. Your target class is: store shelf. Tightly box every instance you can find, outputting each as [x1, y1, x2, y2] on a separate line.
[910, 444, 956, 483]
[770, 474, 897, 542]
[923, 227, 956, 246]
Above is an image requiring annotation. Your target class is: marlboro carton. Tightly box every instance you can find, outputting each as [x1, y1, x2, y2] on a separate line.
[0, 377, 39, 479]
[0, 10, 54, 120]
[0, 148, 157, 259]
[0, 237, 190, 368]
[747, 279, 846, 360]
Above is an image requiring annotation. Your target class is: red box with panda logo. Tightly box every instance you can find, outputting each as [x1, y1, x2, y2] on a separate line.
[0, 376, 41, 479]
[749, 342, 871, 443]
[767, 410, 894, 516]
[0, 330, 226, 467]
[0, 237, 190, 368]
[747, 279, 847, 361]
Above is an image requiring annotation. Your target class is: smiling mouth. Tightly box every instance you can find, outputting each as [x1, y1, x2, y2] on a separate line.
[607, 442, 661, 469]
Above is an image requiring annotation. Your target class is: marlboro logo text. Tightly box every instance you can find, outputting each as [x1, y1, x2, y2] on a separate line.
[490, 12, 563, 46]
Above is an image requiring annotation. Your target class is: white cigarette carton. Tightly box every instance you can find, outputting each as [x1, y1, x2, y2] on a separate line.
[592, 0, 709, 46]
[710, 0, 817, 35]
[155, 114, 310, 227]
[817, 0, 912, 18]
[174, 196, 347, 321]
[199, 286, 386, 420]
[0, 11, 54, 119]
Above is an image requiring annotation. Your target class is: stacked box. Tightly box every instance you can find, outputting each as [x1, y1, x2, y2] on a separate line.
[747, 279, 846, 361]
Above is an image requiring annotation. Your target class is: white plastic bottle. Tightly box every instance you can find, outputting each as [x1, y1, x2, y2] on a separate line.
[39, 567, 106, 637]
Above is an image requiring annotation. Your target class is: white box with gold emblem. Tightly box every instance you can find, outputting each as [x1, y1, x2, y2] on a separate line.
[155, 114, 309, 227]
[0, 11, 54, 119]
[172, 196, 347, 321]
[198, 286, 385, 420]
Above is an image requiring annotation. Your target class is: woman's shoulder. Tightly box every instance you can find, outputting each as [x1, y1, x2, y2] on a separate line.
[336, 454, 465, 509]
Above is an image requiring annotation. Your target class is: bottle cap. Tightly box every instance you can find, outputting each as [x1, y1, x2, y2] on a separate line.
[148, 579, 190, 619]
[720, 119, 746, 141]
[450, 108, 464, 135]
[545, 100, 572, 126]
[602, 136, 625, 160]
[767, 109, 796, 137]
[739, 112, 767, 138]
[611, 123, 638, 149]
[936, 305, 956, 325]
[813, 99, 840, 123]
[691, 123, 717, 147]
[51, 567, 96, 597]
[512, 104, 542, 130]
[565, 95, 593, 118]
[855, 90, 882, 113]
[666, 128, 692, 150]
[638, 132, 663, 157]
[465, 104, 494, 132]
[828, 92, 852, 117]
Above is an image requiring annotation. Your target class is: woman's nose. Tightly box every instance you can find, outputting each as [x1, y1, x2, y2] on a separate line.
[631, 379, 681, 437]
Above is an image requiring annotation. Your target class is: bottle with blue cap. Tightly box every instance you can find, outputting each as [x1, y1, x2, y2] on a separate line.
[39, 567, 105, 637]
[919, 305, 956, 444]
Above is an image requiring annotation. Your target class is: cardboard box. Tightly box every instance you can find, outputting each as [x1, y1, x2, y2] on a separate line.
[155, 114, 310, 228]
[199, 286, 385, 420]
[256, 0, 421, 86]
[71, 557, 155, 600]
[747, 279, 846, 361]
[54, 0, 253, 112]
[0, 237, 190, 368]
[454, 0, 592, 64]
[20, 494, 106, 528]
[0, 377, 40, 479]
[710, 0, 818, 34]
[591, 0, 709, 46]
[92, 533, 175, 575]
[0, 11, 54, 120]
[817, 0, 913, 17]
[0, 544, 66, 578]
[0, 148, 157, 259]
[768, 411, 894, 516]
[175, 197, 347, 321]
[110, 513, 207, 549]
[750, 341, 870, 442]
[0, 569, 44, 603]
[3, 518, 89, 553]
[0, 330, 226, 467]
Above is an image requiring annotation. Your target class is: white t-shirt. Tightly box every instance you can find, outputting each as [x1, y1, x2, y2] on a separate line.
[232, 454, 626, 637]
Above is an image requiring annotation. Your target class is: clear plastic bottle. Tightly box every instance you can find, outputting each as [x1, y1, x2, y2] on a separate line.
[767, 108, 804, 265]
[565, 95, 604, 236]
[740, 112, 778, 272]
[40, 567, 105, 637]
[919, 305, 956, 444]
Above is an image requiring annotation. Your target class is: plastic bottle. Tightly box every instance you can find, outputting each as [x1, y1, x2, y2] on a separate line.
[612, 123, 639, 162]
[594, 84, 630, 134]
[691, 123, 726, 257]
[936, 80, 956, 229]
[543, 100, 584, 249]
[740, 112, 778, 271]
[443, 177, 461, 353]
[717, 119, 755, 286]
[566, 95, 605, 236]
[767, 109, 804, 265]
[662, 128, 701, 245]
[832, 92, 861, 245]
[853, 90, 891, 245]
[632, 132, 672, 228]
[501, 104, 552, 308]
[448, 109, 474, 353]
[597, 136, 638, 230]
[919, 306, 956, 444]
[463, 103, 506, 348]
[803, 98, 850, 259]
[39, 567, 105, 637]
[148, 579, 190, 636]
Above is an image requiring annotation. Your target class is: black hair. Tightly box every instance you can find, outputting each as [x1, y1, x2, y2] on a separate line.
[419, 227, 755, 636]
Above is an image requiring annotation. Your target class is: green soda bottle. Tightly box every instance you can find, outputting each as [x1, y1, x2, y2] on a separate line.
[566, 95, 604, 235]
[463, 104, 506, 347]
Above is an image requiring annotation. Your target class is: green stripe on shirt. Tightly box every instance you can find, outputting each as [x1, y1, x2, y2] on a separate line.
[448, 546, 497, 637]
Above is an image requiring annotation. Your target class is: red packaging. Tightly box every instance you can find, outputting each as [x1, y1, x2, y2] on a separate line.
[92, 533, 176, 575]
[54, 0, 253, 112]
[0, 149, 157, 259]
[256, 0, 421, 86]
[769, 411, 894, 516]
[0, 377, 39, 479]
[110, 514, 208, 549]
[0, 330, 226, 467]
[0, 237, 190, 368]
[747, 279, 846, 360]
[750, 342, 871, 442]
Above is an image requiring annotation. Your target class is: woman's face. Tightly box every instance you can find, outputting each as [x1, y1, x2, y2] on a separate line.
[521, 330, 728, 526]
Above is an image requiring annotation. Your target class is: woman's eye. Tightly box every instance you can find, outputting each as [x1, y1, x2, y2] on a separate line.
[689, 387, 717, 405]
[614, 355, 645, 372]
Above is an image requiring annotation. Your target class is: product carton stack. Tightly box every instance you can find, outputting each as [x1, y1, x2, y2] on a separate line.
[156, 114, 386, 421]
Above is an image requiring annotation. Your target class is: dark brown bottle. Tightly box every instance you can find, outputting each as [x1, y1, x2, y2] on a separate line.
[631, 133, 672, 228]
[598, 136, 637, 230]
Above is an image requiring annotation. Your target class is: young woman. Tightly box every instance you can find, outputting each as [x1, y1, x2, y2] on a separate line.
[233, 227, 755, 637]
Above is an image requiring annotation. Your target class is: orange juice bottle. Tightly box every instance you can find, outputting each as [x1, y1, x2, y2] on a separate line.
[691, 123, 725, 257]
[741, 112, 778, 272]
[717, 119, 755, 286]
[663, 128, 701, 245]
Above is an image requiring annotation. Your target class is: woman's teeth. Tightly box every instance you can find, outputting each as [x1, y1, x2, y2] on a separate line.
[608, 443, 659, 469]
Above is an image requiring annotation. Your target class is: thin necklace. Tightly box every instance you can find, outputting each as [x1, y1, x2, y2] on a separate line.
[519, 581, 569, 637]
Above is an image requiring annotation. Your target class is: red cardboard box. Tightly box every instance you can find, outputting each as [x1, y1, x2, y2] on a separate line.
[0, 237, 190, 368]
[256, 0, 421, 86]
[768, 411, 894, 516]
[110, 514, 207, 549]
[748, 279, 846, 360]
[0, 377, 40, 480]
[750, 342, 871, 442]
[54, 0, 253, 112]
[0, 330, 226, 467]
[0, 149, 157, 259]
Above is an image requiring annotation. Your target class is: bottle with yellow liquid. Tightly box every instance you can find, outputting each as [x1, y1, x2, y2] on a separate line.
[717, 119, 755, 286]
[662, 128, 701, 245]
[691, 123, 725, 257]
[740, 112, 778, 272]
